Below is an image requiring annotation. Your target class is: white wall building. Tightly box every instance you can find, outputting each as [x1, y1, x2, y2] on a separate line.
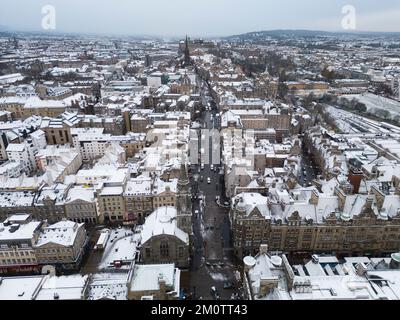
[6, 141, 37, 174]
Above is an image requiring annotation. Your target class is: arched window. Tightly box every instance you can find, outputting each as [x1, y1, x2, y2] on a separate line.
[160, 241, 169, 257]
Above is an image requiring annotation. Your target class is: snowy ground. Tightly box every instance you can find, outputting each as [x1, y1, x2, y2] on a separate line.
[323, 104, 397, 134]
[342, 93, 400, 121]
[98, 228, 139, 270]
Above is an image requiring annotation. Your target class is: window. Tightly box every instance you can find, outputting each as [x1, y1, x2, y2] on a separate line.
[178, 246, 184, 258]
[160, 241, 169, 257]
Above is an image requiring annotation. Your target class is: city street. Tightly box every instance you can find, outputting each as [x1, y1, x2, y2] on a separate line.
[299, 144, 319, 187]
[80, 228, 102, 275]
[185, 86, 241, 300]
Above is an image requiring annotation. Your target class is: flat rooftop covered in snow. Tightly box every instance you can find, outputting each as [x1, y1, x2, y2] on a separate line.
[0, 274, 88, 300]
[129, 263, 179, 293]
[0, 221, 41, 242]
[35, 221, 84, 247]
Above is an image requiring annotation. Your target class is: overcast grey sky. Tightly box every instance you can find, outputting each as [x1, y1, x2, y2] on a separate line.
[0, 0, 399, 37]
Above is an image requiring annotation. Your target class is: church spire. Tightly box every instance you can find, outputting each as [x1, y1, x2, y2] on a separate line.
[183, 35, 192, 67]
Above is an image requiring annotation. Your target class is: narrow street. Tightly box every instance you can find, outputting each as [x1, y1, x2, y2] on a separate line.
[185, 84, 241, 300]
[80, 228, 102, 275]
[300, 142, 322, 186]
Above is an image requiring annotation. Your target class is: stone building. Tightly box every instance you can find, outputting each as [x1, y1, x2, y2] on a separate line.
[64, 186, 99, 224]
[33, 220, 88, 271]
[152, 178, 177, 210]
[243, 244, 400, 300]
[124, 175, 153, 224]
[0, 96, 25, 119]
[0, 214, 42, 274]
[22, 97, 67, 119]
[138, 207, 190, 269]
[0, 191, 36, 221]
[97, 182, 126, 223]
[40, 113, 79, 145]
[230, 186, 400, 258]
[33, 184, 69, 223]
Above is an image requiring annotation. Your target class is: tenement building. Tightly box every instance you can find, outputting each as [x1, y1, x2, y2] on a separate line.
[230, 183, 400, 258]
[0, 214, 42, 274]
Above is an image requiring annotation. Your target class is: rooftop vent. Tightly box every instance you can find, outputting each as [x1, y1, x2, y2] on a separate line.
[9, 224, 20, 233]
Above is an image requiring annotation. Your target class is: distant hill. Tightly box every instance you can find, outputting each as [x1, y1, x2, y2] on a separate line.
[0, 28, 161, 41]
[223, 29, 400, 41]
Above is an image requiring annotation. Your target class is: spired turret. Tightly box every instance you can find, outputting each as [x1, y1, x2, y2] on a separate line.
[176, 154, 193, 235]
[178, 154, 190, 188]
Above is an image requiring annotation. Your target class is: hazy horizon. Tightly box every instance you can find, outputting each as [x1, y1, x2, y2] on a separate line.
[1, 0, 399, 38]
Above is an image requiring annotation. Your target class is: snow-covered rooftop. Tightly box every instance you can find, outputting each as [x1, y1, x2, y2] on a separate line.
[35, 220, 84, 247]
[140, 206, 189, 245]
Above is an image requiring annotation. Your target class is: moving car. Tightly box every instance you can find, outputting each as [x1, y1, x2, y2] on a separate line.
[207, 177, 211, 184]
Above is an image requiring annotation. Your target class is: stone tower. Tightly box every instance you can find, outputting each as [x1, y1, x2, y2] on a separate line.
[176, 155, 193, 235]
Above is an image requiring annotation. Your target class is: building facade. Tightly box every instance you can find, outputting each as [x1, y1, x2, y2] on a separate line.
[231, 188, 400, 258]
[0, 214, 42, 275]
[34, 220, 88, 270]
